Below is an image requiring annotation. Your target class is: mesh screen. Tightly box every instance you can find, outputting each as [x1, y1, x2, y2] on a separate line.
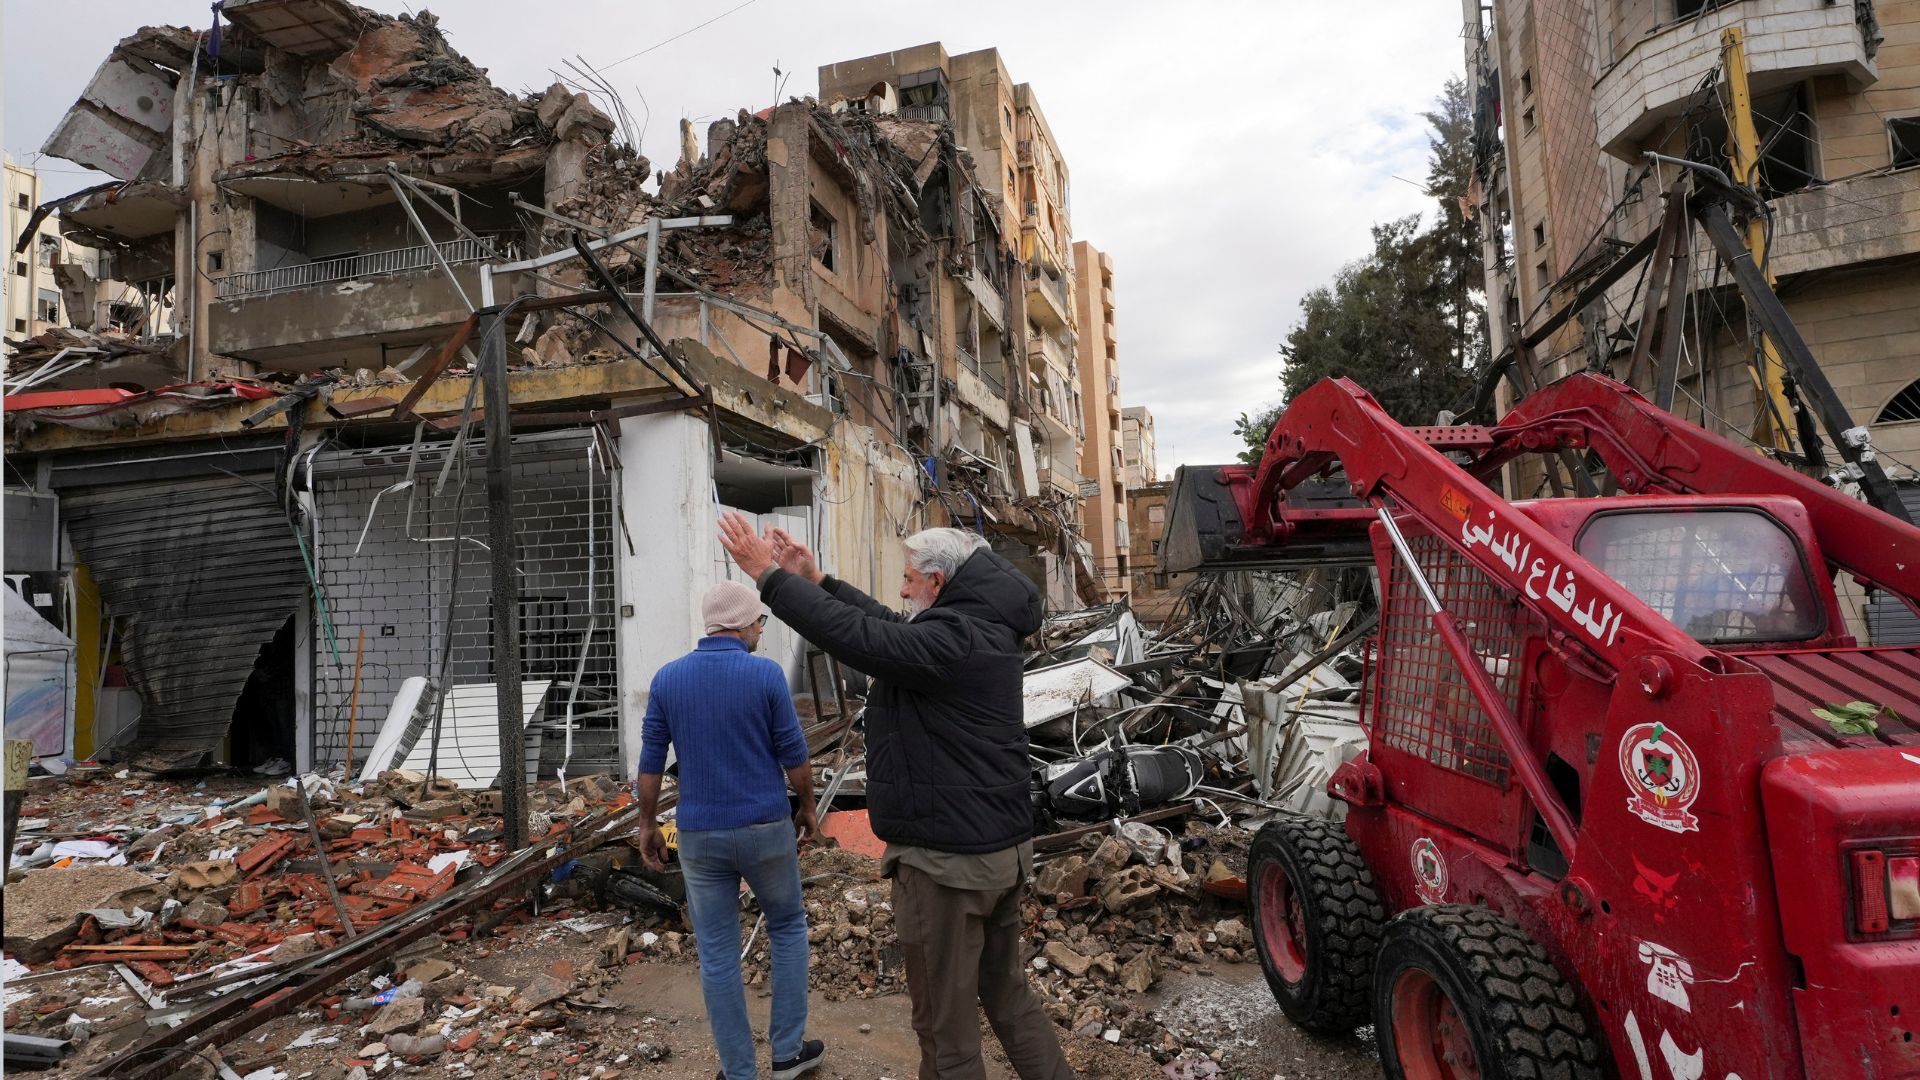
[310, 431, 619, 774]
[1374, 532, 1538, 787]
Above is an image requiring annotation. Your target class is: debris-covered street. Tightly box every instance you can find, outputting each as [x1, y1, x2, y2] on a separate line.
[10, 0, 1920, 1078]
[5, 767, 1380, 1080]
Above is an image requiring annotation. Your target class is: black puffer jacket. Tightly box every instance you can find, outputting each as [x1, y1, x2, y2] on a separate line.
[759, 549, 1043, 854]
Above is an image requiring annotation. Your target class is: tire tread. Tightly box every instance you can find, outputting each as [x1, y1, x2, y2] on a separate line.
[1249, 817, 1386, 1033]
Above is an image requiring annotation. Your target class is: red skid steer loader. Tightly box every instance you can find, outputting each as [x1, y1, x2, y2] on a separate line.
[1164, 373, 1920, 1079]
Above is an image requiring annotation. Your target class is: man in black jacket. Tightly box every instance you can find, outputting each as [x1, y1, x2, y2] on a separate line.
[718, 513, 1074, 1080]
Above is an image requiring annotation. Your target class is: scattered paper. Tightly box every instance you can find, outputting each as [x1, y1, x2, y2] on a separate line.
[558, 915, 620, 935]
[83, 907, 152, 930]
[426, 850, 474, 875]
[52, 839, 123, 861]
[286, 1028, 343, 1050]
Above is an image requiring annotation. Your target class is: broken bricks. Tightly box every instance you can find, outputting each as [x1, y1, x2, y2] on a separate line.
[1033, 855, 1090, 902]
[1120, 949, 1161, 993]
[511, 973, 573, 1012]
[1099, 867, 1162, 913]
[366, 996, 426, 1035]
[1042, 941, 1094, 978]
[166, 858, 238, 893]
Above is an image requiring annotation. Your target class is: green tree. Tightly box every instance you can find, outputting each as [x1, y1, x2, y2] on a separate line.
[1234, 78, 1486, 462]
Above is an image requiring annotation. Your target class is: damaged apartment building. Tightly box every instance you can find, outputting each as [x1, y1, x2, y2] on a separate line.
[2, 3, 1123, 780]
[1462, 0, 1920, 640]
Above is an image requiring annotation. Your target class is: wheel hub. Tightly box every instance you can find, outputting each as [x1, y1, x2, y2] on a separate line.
[1255, 862, 1308, 984]
[1390, 968, 1481, 1080]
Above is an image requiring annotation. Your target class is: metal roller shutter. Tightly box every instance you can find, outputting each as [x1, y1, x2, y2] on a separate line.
[61, 474, 309, 770]
[1865, 484, 1920, 645]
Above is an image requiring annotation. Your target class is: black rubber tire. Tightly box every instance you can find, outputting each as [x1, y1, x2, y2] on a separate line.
[1247, 816, 1385, 1033]
[1374, 905, 1604, 1080]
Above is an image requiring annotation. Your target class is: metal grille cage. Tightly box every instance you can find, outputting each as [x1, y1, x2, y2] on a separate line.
[310, 428, 619, 776]
[1374, 531, 1538, 787]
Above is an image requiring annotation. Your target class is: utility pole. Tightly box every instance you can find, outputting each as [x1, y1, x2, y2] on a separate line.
[481, 311, 529, 851]
[1721, 25, 1795, 452]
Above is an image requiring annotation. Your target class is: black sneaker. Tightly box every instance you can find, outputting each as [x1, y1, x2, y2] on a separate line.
[771, 1039, 825, 1080]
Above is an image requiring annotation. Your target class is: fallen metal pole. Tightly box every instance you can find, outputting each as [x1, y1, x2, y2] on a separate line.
[291, 781, 357, 939]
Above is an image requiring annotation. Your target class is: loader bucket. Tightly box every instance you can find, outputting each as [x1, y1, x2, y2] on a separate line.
[1160, 465, 1373, 573]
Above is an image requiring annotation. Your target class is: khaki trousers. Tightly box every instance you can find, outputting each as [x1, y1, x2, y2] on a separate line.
[892, 862, 1077, 1080]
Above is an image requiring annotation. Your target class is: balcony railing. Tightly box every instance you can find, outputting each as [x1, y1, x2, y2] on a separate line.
[983, 364, 1006, 396]
[215, 237, 510, 300]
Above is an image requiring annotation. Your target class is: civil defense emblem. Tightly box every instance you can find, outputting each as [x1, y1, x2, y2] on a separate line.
[1618, 722, 1701, 834]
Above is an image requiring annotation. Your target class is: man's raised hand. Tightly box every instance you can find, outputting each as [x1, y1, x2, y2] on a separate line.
[717, 511, 774, 578]
[768, 527, 824, 585]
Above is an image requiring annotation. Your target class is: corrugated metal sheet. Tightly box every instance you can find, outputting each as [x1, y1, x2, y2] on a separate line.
[1747, 646, 1920, 749]
[61, 474, 308, 769]
[1865, 485, 1920, 646]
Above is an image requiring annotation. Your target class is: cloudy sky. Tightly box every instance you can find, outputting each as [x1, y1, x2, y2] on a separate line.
[3, 0, 1462, 470]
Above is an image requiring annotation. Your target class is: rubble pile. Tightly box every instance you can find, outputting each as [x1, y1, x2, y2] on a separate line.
[4, 327, 174, 373]
[714, 823, 1258, 1065]
[2, 769, 629, 974]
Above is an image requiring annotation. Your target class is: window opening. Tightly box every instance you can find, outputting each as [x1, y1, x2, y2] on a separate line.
[809, 202, 837, 272]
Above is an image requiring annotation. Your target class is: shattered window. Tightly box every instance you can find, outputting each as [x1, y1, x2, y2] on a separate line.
[1891, 117, 1920, 169]
[36, 288, 59, 323]
[809, 202, 837, 273]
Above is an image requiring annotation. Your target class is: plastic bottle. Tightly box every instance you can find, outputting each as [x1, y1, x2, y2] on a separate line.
[342, 978, 422, 1011]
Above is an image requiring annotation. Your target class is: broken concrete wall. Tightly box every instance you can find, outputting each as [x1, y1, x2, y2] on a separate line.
[40, 38, 183, 182]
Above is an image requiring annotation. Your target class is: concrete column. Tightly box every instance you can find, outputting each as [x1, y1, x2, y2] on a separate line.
[615, 411, 716, 774]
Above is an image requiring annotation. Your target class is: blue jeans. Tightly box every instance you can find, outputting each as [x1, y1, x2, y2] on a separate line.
[677, 818, 810, 1080]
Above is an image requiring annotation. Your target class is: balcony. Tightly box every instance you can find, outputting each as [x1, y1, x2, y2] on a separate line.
[210, 242, 528, 372]
[1027, 332, 1072, 376]
[954, 354, 1011, 428]
[1764, 167, 1920, 278]
[968, 268, 1005, 327]
[1026, 268, 1072, 329]
[215, 237, 507, 299]
[1594, 0, 1876, 160]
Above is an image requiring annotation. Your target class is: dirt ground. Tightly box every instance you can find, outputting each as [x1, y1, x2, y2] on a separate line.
[10, 933, 1379, 1080]
[536, 948, 1382, 1080]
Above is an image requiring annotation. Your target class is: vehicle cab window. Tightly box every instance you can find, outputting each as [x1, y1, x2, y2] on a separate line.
[1577, 509, 1824, 644]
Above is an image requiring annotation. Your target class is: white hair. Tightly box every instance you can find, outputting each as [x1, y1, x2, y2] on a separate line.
[903, 527, 989, 580]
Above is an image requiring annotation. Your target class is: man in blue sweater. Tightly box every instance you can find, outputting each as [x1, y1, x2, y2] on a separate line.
[635, 580, 823, 1080]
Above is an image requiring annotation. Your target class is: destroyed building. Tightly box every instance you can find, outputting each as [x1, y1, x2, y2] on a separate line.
[2, 5, 1139, 779]
[1463, 0, 1920, 641]
[1125, 481, 1184, 627]
[1121, 404, 1158, 488]
[1074, 240, 1130, 600]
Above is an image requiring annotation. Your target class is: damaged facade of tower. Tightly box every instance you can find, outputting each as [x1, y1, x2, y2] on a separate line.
[3, 4, 1103, 778]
